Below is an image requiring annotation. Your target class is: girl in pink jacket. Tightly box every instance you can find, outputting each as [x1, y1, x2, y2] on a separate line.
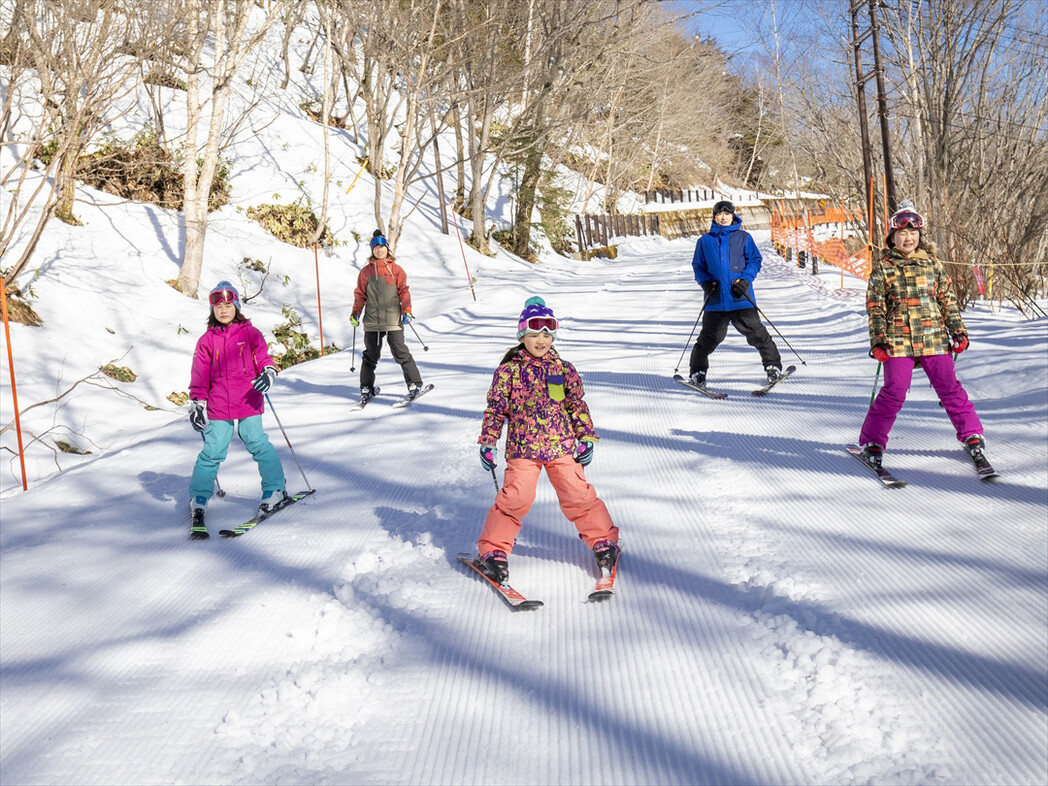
[473, 296, 619, 583]
[187, 282, 285, 538]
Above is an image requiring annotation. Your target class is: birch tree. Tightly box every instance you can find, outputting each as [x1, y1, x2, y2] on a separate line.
[175, 0, 288, 298]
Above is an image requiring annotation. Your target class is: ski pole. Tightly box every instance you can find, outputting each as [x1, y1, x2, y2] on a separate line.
[350, 323, 357, 371]
[265, 393, 314, 492]
[407, 320, 429, 351]
[870, 361, 881, 406]
[201, 430, 226, 497]
[744, 292, 807, 366]
[490, 466, 500, 491]
[673, 303, 705, 374]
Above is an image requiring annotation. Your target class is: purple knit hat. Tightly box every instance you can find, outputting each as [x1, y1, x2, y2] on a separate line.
[517, 296, 558, 340]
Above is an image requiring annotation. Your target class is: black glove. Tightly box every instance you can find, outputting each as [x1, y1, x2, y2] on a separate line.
[252, 366, 277, 393]
[189, 400, 208, 432]
[701, 280, 719, 297]
[731, 278, 750, 299]
[479, 445, 497, 471]
[574, 440, 595, 466]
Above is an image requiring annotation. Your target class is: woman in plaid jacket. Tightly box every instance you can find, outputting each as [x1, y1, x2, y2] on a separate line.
[856, 202, 986, 469]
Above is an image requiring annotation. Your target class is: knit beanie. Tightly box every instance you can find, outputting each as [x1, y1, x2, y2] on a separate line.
[209, 280, 241, 311]
[517, 296, 558, 340]
[886, 199, 924, 247]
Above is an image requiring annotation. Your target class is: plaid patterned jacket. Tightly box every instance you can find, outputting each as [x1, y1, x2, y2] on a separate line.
[866, 248, 966, 357]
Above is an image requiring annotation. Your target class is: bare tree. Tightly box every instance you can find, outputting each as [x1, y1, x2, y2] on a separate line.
[175, 0, 289, 298]
[1, 0, 157, 286]
[879, 0, 1048, 306]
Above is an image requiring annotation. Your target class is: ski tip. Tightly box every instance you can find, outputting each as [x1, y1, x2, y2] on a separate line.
[516, 600, 544, 609]
[189, 531, 210, 540]
[218, 530, 242, 538]
[588, 590, 614, 602]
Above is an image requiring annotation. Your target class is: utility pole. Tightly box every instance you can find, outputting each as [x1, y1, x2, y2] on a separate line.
[869, 0, 897, 212]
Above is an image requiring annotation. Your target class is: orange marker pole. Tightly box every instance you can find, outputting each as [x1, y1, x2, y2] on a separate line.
[313, 245, 325, 356]
[0, 278, 28, 490]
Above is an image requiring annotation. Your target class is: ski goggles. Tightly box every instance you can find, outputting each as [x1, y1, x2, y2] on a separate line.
[208, 289, 238, 306]
[888, 210, 924, 230]
[519, 316, 559, 334]
[370, 235, 388, 248]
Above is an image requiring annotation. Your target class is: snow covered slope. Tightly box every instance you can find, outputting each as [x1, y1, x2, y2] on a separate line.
[2, 234, 1046, 785]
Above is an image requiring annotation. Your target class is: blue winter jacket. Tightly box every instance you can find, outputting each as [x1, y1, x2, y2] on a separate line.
[692, 215, 763, 312]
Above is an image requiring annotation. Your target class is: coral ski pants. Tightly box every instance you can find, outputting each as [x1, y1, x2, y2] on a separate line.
[477, 454, 618, 556]
[859, 354, 983, 448]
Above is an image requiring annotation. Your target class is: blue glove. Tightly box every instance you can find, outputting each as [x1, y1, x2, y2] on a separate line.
[479, 445, 497, 471]
[574, 440, 595, 466]
[731, 278, 750, 299]
[402, 312, 413, 324]
[252, 366, 277, 393]
[189, 400, 208, 432]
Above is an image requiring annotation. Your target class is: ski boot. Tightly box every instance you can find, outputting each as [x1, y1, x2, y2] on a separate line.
[359, 385, 377, 406]
[593, 539, 621, 573]
[190, 498, 209, 540]
[859, 442, 884, 470]
[407, 382, 423, 400]
[688, 371, 707, 388]
[477, 550, 509, 584]
[765, 365, 783, 385]
[258, 490, 288, 518]
[964, 434, 998, 480]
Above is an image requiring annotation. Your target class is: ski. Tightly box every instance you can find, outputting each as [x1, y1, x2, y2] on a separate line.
[457, 553, 543, 610]
[219, 489, 316, 537]
[350, 387, 381, 411]
[392, 383, 435, 409]
[967, 452, 1001, 483]
[845, 444, 907, 488]
[673, 374, 728, 399]
[589, 558, 619, 601]
[752, 365, 797, 396]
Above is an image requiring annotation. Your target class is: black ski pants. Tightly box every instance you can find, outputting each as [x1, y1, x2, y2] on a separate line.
[360, 330, 422, 389]
[689, 307, 781, 375]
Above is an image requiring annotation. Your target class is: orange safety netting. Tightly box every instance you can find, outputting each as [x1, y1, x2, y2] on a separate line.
[770, 201, 872, 282]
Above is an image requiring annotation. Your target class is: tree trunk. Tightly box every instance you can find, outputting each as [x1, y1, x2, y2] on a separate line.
[511, 135, 544, 258]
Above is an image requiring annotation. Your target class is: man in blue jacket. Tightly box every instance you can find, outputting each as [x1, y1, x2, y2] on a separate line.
[689, 200, 782, 387]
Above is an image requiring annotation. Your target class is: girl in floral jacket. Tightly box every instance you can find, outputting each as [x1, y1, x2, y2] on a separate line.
[474, 297, 619, 583]
[857, 202, 987, 470]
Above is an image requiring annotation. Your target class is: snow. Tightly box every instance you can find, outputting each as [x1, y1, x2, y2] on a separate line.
[3, 21, 1047, 786]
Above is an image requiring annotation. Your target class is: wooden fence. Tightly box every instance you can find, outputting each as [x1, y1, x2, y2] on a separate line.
[575, 213, 661, 252]
[644, 188, 719, 204]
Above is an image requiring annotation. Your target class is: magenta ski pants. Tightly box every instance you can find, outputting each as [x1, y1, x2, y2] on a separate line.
[859, 354, 983, 448]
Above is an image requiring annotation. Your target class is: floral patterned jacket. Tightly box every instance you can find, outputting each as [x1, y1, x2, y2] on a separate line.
[866, 248, 966, 357]
[478, 347, 599, 461]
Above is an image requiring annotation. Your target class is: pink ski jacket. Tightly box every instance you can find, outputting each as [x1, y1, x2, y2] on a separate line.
[479, 347, 599, 461]
[189, 320, 275, 420]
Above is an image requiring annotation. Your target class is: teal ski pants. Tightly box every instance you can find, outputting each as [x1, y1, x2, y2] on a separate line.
[190, 415, 285, 502]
